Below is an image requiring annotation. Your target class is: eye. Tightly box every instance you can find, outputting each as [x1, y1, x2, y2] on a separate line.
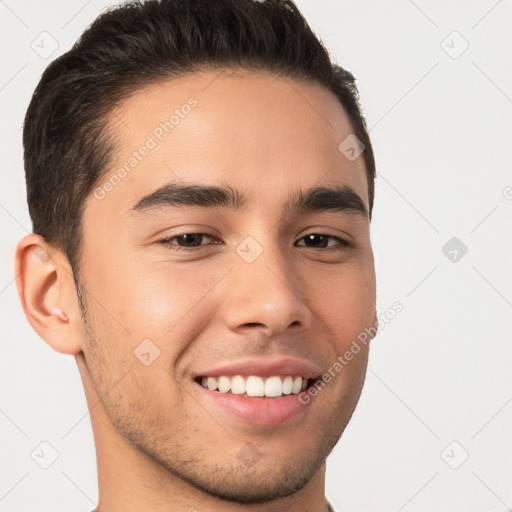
[156, 232, 350, 252]
[295, 233, 349, 249]
[157, 233, 221, 251]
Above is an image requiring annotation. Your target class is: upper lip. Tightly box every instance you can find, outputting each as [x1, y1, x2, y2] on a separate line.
[192, 356, 323, 380]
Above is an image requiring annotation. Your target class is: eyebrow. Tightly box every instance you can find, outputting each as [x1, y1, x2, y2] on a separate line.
[129, 182, 368, 218]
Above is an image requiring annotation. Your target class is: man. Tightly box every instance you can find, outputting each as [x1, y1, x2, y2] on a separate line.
[15, 0, 377, 510]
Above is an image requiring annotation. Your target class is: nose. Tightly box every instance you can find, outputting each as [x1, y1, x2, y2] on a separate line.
[221, 238, 313, 338]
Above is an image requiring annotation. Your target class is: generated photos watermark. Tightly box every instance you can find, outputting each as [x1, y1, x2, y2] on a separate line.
[299, 301, 403, 404]
[93, 97, 198, 200]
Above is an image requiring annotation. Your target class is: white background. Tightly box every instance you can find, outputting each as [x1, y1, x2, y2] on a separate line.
[1, 1, 511, 511]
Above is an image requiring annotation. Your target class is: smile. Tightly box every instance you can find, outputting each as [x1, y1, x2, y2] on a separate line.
[199, 375, 309, 398]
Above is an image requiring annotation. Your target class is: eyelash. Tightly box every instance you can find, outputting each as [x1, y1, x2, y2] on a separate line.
[156, 232, 350, 252]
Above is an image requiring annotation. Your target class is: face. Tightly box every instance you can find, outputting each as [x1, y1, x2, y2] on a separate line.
[78, 70, 376, 502]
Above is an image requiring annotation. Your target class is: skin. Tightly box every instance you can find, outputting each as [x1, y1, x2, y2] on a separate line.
[15, 70, 377, 512]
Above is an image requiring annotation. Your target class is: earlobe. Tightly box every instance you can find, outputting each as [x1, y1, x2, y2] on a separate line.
[15, 234, 82, 355]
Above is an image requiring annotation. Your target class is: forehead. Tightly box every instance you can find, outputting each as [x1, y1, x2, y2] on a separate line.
[87, 70, 368, 220]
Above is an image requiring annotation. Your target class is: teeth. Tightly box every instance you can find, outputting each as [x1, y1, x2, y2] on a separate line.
[218, 376, 231, 393]
[207, 377, 218, 391]
[282, 376, 293, 395]
[246, 376, 264, 397]
[264, 376, 282, 397]
[231, 375, 246, 394]
[292, 376, 303, 394]
[200, 375, 309, 397]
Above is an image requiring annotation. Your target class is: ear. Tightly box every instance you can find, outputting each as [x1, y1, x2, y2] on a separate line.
[15, 234, 83, 355]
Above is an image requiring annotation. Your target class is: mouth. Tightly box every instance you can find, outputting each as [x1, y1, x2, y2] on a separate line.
[191, 357, 324, 425]
[194, 374, 313, 398]
[195, 375, 315, 398]
[193, 371, 323, 425]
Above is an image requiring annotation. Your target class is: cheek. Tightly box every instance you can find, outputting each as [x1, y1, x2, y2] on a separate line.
[83, 244, 213, 331]
[314, 260, 376, 345]
[125, 261, 223, 328]
[85, 255, 228, 374]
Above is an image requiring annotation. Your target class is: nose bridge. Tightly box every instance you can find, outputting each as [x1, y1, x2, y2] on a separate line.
[221, 233, 312, 336]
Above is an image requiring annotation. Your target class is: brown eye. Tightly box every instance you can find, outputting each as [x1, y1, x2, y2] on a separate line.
[174, 233, 207, 247]
[158, 233, 220, 251]
[296, 234, 349, 249]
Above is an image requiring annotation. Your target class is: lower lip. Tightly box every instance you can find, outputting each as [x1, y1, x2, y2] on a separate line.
[197, 384, 312, 425]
